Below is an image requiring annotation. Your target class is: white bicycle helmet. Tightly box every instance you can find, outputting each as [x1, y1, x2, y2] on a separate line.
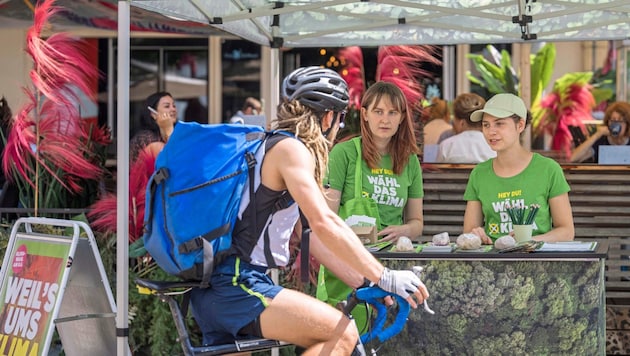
[282, 66, 349, 113]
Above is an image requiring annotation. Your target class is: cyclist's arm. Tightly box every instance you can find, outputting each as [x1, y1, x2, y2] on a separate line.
[309, 232, 364, 288]
[324, 187, 341, 213]
[265, 139, 383, 284]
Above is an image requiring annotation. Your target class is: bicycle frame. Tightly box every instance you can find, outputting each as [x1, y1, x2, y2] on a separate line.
[136, 279, 289, 356]
[135, 278, 427, 355]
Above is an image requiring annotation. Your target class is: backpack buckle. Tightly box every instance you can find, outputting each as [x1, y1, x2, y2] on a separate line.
[179, 237, 204, 254]
[245, 151, 257, 169]
[154, 168, 170, 184]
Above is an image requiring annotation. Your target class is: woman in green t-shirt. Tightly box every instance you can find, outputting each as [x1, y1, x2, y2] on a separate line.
[318, 81, 424, 331]
[325, 81, 424, 241]
[463, 93, 575, 244]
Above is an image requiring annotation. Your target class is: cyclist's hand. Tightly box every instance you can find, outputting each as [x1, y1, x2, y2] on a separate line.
[377, 268, 429, 308]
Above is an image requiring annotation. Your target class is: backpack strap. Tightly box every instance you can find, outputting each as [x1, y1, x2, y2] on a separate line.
[258, 132, 295, 269]
[299, 211, 311, 284]
[144, 168, 170, 233]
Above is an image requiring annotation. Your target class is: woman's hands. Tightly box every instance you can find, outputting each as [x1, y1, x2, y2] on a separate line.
[156, 112, 176, 129]
[470, 227, 493, 245]
[377, 224, 418, 242]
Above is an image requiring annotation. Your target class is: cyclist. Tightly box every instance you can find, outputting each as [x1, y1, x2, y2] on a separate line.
[189, 66, 429, 355]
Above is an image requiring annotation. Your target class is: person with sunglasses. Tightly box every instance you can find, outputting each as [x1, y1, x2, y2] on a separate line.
[570, 101, 630, 163]
[318, 81, 424, 331]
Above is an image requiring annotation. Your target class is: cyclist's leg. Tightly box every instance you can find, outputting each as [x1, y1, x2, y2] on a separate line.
[259, 288, 359, 355]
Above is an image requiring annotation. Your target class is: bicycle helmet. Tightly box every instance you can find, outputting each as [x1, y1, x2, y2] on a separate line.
[282, 66, 349, 113]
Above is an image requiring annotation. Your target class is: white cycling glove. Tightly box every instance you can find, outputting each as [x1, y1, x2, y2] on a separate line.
[377, 268, 421, 299]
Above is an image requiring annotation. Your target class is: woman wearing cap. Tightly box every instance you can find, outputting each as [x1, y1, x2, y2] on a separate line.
[189, 67, 430, 354]
[318, 81, 424, 332]
[462, 93, 574, 244]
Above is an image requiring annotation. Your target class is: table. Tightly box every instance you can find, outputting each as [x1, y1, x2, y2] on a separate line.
[371, 243, 607, 355]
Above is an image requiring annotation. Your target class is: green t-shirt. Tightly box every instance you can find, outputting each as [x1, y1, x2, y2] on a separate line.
[326, 137, 424, 228]
[463, 153, 570, 240]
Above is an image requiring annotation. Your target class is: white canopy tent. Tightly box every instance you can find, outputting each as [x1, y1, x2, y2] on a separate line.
[131, 0, 630, 47]
[115, 1, 630, 354]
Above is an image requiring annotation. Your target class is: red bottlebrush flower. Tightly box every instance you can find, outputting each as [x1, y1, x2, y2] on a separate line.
[536, 72, 595, 158]
[89, 149, 157, 243]
[339, 46, 366, 110]
[85, 121, 112, 147]
[3, 0, 108, 210]
[376, 45, 441, 111]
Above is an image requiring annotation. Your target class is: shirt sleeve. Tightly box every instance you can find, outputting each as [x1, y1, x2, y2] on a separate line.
[463, 165, 481, 201]
[326, 139, 353, 191]
[407, 154, 424, 198]
[546, 158, 571, 198]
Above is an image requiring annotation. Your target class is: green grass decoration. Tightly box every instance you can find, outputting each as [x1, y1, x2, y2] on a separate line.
[506, 203, 540, 225]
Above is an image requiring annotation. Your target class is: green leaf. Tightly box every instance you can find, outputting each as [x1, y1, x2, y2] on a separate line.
[539, 46, 556, 87]
[468, 53, 504, 82]
[501, 51, 518, 95]
[499, 49, 515, 76]
[129, 238, 147, 258]
[555, 72, 593, 100]
[467, 47, 518, 96]
[530, 43, 556, 103]
[466, 71, 485, 87]
[591, 87, 613, 105]
[477, 60, 505, 84]
[476, 65, 506, 94]
[487, 45, 503, 66]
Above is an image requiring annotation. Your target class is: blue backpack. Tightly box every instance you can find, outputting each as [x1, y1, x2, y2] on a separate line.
[143, 121, 292, 285]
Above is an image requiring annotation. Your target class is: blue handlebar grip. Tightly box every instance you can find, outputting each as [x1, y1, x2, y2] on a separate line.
[354, 287, 411, 344]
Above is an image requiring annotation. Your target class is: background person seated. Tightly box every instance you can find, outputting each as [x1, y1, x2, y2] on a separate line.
[230, 97, 262, 122]
[422, 97, 452, 146]
[570, 101, 630, 163]
[230, 97, 267, 127]
[436, 93, 496, 164]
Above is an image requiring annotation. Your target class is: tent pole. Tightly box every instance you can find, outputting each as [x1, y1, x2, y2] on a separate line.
[442, 45, 455, 101]
[107, 38, 115, 139]
[261, 46, 280, 128]
[516, 42, 532, 150]
[116, 1, 131, 355]
[209, 36, 222, 123]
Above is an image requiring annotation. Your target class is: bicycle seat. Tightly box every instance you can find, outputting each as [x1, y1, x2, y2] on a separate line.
[135, 278, 205, 292]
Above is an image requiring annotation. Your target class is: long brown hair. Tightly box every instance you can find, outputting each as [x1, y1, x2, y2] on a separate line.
[360, 82, 420, 175]
[273, 99, 330, 187]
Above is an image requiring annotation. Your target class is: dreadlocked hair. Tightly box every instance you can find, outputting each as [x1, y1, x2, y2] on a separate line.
[272, 100, 330, 187]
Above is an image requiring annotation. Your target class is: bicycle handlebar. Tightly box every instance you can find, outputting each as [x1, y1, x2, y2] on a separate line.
[358, 287, 410, 344]
[343, 266, 435, 346]
[343, 286, 410, 344]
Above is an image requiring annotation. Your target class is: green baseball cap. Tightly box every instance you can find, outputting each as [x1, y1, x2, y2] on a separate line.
[470, 93, 527, 122]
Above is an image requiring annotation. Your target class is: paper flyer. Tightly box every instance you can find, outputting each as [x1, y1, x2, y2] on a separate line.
[0, 236, 70, 356]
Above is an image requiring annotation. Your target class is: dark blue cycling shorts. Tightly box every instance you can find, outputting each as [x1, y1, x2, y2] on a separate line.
[190, 256, 283, 346]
